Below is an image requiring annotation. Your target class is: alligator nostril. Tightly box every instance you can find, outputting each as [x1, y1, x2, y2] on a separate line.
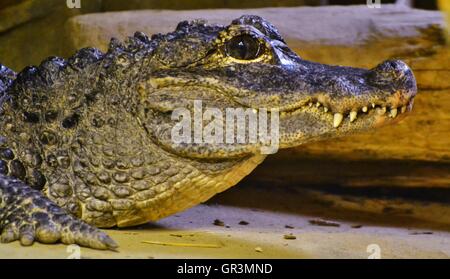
[388, 61, 398, 70]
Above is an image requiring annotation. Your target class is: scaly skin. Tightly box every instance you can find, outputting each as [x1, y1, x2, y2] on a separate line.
[0, 15, 417, 249]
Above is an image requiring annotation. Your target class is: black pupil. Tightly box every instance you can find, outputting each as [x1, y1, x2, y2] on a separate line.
[226, 35, 261, 60]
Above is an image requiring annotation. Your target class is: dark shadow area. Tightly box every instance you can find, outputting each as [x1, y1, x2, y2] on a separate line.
[247, 153, 450, 189]
[209, 183, 450, 232]
[207, 155, 450, 231]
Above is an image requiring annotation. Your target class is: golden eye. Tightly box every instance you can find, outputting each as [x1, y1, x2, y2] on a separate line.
[225, 34, 262, 60]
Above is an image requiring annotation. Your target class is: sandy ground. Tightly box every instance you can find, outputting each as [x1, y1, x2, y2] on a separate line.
[2, 185, 450, 259]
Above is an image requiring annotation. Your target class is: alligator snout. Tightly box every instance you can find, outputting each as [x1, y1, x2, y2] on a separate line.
[274, 58, 418, 132]
[367, 59, 417, 113]
[372, 59, 412, 80]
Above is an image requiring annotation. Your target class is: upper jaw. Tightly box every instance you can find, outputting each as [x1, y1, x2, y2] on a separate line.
[278, 94, 415, 149]
[279, 86, 416, 129]
[280, 94, 414, 131]
[275, 60, 417, 147]
[277, 59, 417, 129]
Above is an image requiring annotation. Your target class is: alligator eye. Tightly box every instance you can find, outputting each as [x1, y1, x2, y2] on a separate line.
[225, 34, 262, 60]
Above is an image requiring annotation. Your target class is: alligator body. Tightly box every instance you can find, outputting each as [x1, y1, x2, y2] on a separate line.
[0, 15, 416, 249]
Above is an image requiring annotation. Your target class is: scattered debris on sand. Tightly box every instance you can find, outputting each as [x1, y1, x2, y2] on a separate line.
[410, 231, 433, 235]
[142, 240, 222, 248]
[255, 247, 263, 253]
[284, 234, 297, 240]
[285, 225, 294, 229]
[239, 220, 249, 225]
[213, 219, 225, 226]
[351, 225, 363, 229]
[169, 233, 195, 238]
[309, 219, 341, 227]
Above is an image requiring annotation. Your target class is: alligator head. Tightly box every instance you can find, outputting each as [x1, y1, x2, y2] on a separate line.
[140, 15, 417, 158]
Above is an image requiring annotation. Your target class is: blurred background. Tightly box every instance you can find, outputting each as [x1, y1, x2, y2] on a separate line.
[0, 0, 449, 226]
[0, 0, 444, 71]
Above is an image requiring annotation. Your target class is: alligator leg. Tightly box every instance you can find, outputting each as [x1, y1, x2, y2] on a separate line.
[0, 175, 117, 250]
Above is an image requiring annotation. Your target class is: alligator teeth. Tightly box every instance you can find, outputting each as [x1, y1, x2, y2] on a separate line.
[349, 111, 357, 122]
[333, 113, 343, 128]
[324, 107, 329, 112]
[377, 106, 386, 115]
[309, 102, 313, 107]
[316, 102, 321, 107]
[362, 106, 368, 113]
[390, 108, 398, 118]
[371, 103, 376, 108]
[401, 106, 407, 113]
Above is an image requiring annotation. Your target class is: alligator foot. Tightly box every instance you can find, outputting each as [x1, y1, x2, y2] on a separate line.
[0, 175, 117, 250]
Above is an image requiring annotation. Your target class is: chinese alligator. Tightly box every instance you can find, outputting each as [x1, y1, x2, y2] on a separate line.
[0, 15, 417, 250]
